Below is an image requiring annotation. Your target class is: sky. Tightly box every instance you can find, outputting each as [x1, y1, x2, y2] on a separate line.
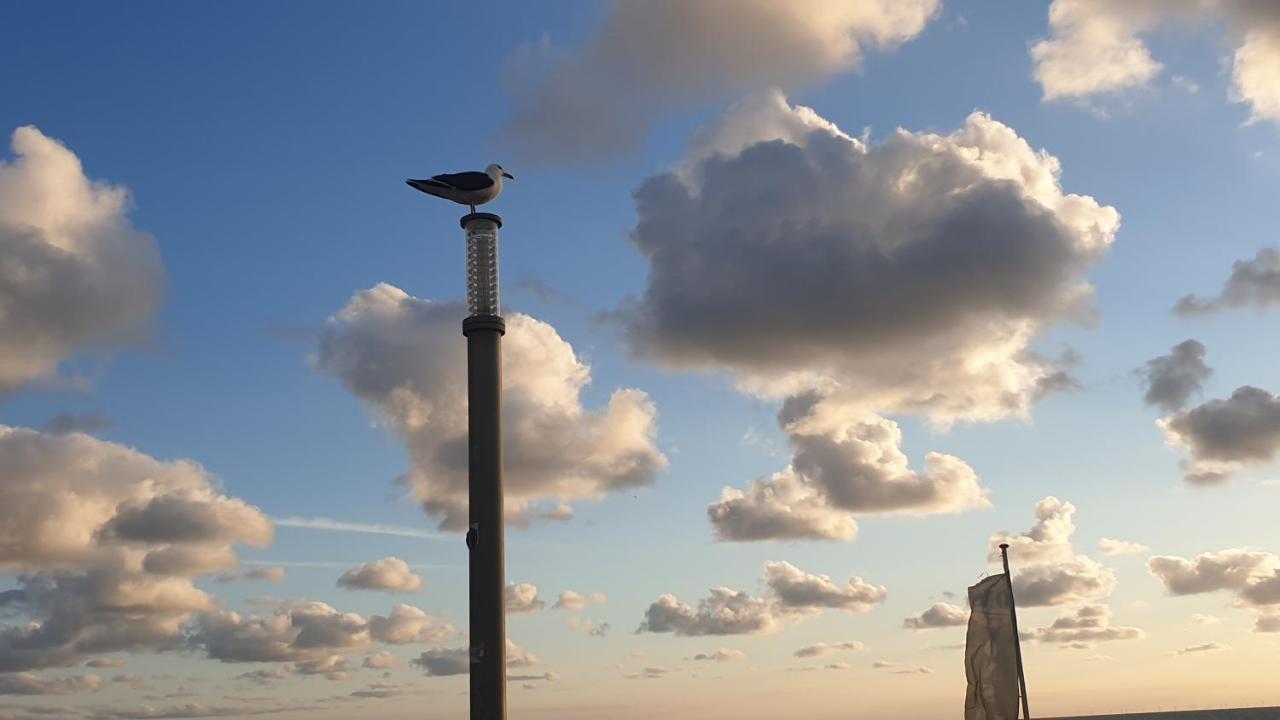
[2, 1, 1280, 719]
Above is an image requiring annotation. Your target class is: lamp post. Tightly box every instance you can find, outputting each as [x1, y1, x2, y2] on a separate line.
[461, 211, 506, 720]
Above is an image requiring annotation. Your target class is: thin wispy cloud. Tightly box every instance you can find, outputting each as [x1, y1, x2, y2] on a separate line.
[271, 516, 446, 541]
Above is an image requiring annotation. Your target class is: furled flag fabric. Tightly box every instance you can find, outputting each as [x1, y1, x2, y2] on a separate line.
[964, 574, 1020, 720]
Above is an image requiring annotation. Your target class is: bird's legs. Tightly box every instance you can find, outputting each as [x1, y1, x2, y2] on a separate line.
[469, 203, 476, 213]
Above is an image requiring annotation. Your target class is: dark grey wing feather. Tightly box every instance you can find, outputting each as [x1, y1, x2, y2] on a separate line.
[429, 171, 494, 192]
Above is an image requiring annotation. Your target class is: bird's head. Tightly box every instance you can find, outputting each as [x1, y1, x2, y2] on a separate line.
[487, 163, 514, 180]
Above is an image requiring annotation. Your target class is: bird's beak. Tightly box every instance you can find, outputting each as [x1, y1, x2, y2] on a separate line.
[502, 171, 514, 180]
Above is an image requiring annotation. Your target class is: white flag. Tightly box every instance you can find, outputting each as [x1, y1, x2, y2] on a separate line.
[964, 574, 1020, 720]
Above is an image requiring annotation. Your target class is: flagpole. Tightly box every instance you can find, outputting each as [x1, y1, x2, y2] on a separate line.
[1000, 543, 1031, 719]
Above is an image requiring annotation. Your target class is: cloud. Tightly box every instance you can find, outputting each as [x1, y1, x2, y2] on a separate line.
[1158, 386, 1280, 484]
[621, 92, 1117, 427]
[411, 640, 537, 678]
[0, 673, 103, 695]
[271, 516, 442, 541]
[793, 641, 865, 658]
[1031, 1, 1280, 123]
[350, 682, 401, 699]
[337, 558, 423, 594]
[1098, 538, 1149, 556]
[691, 649, 745, 663]
[637, 588, 780, 637]
[1138, 340, 1211, 412]
[903, 602, 967, 630]
[1175, 248, 1280, 316]
[0, 427, 271, 672]
[367, 603, 453, 645]
[187, 601, 371, 670]
[990, 496, 1077, 564]
[243, 567, 286, 583]
[1023, 604, 1143, 647]
[551, 590, 606, 611]
[708, 392, 989, 542]
[566, 619, 610, 637]
[506, 583, 545, 614]
[233, 667, 288, 685]
[500, 1, 939, 162]
[362, 652, 397, 670]
[1148, 549, 1280, 626]
[1177, 642, 1228, 655]
[764, 561, 886, 612]
[41, 412, 114, 436]
[989, 497, 1117, 607]
[1191, 613, 1220, 625]
[317, 284, 666, 530]
[84, 658, 126, 669]
[872, 661, 933, 674]
[638, 561, 884, 636]
[0, 126, 166, 398]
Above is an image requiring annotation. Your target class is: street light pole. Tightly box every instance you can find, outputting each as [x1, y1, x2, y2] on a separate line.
[461, 212, 506, 720]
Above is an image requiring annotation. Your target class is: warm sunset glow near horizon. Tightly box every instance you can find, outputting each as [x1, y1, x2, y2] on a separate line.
[3, 2, 1280, 719]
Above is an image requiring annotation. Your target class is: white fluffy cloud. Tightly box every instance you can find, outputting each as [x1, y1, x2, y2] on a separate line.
[1032, 0, 1280, 123]
[989, 497, 1117, 607]
[0, 427, 271, 672]
[1148, 548, 1280, 631]
[367, 604, 454, 646]
[637, 561, 885, 636]
[501, 0, 939, 162]
[506, 583, 545, 614]
[903, 602, 967, 630]
[1023, 604, 1143, 647]
[316, 284, 666, 530]
[410, 640, 537, 678]
[551, 590, 606, 611]
[0, 126, 165, 397]
[709, 391, 989, 542]
[691, 649, 745, 663]
[1176, 248, 1280, 316]
[1158, 386, 1280, 484]
[337, 557, 423, 594]
[1099, 538, 1149, 556]
[623, 92, 1117, 425]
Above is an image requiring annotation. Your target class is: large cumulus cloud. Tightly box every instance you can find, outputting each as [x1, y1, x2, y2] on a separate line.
[316, 284, 666, 529]
[622, 92, 1118, 424]
[637, 561, 885, 637]
[0, 126, 165, 397]
[1158, 385, 1280, 484]
[500, 1, 938, 162]
[1031, 0, 1280, 124]
[0, 427, 271, 672]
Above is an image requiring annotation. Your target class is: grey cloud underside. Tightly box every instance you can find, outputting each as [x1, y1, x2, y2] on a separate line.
[988, 497, 1117, 607]
[1139, 340, 1211, 412]
[499, 0, 939, 163]
[637, 561, 885, 637]
[1148, 549, 1280, 625]
[1176, 248, 1280, 316]
[1023, 604, 1143, 646]
[625, 139, 1096, 378]
[1159, 385, 1280, 483]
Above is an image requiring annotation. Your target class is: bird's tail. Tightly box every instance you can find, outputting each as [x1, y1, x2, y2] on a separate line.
[406, 178, 450, 196]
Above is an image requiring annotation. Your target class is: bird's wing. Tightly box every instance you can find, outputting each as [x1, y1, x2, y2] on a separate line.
[427, 171, 494, 192]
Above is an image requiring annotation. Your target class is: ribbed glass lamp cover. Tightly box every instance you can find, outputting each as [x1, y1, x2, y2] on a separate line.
[464, 216, 500, 317]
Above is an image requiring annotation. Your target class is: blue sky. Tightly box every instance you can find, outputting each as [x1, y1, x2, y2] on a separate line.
[3, 2, 1280, 719]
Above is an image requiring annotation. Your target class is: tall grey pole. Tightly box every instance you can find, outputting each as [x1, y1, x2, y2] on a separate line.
[999, 543, 1031, 719]
[462, 212, 506, 720]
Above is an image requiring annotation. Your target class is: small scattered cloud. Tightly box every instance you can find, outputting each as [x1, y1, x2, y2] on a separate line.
[1176, 248, 1280, 316]
[793, 641, 865, 658]
[1158, 386, 1280, 484]
[551, 590, 607, 611]
[337, 557, 423, 594]
[903, 603, 967, 630]
[506, 583, 545, 614]
[1099, 538, 1149, 556]
[691, 649, 745, 663]
[1138, 340, 1211, 412]
[1176, 642, 1228, 656]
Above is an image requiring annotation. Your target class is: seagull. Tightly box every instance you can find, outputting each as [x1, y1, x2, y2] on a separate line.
[406, 164, 514, 212]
